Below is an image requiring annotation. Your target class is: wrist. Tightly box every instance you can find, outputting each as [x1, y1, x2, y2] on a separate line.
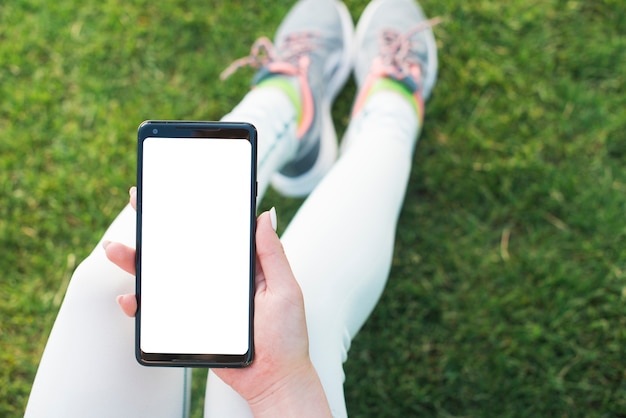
[247, 361, 332, 418]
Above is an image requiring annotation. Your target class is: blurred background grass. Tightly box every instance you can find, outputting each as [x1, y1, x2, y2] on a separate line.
[1, 0, 625, 416]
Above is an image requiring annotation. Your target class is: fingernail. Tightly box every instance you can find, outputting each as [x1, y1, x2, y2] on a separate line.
[117, 294, 132, 307]
[102, 240, 111, 249]
[269, 207, 277, 231]
[129, 187, 137, 197]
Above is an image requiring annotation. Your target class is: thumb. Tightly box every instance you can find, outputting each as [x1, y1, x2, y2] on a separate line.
[256, 209, 300, 294]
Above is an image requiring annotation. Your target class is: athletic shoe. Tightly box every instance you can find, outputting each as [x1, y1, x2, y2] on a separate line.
[351, 0, 440, 120]
[221, 0, 354, 197]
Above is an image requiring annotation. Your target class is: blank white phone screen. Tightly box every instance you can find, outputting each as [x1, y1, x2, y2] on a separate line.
[140, 136, 252, 355]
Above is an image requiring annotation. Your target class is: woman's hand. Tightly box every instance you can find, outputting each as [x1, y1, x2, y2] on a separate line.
[103, 187, 331, 417]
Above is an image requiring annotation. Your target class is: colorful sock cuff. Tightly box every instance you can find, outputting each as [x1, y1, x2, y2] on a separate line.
[368, 77, 422, 120]
[256, 76, 302, 124]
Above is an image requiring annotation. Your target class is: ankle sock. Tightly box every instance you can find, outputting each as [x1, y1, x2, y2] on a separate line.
[368, 77, 419, 115]
[257, 76, 303, 125]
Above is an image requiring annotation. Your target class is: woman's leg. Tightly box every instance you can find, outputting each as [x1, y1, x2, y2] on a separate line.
[282, 90, 420, 417]
[281, 1, 438, 416]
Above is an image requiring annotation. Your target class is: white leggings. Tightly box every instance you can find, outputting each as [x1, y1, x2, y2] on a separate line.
[25, 85, 420, 418]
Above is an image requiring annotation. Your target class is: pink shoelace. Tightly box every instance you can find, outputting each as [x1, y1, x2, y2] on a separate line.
[220, 33, 319, 80]
[373, 17, 442, 82]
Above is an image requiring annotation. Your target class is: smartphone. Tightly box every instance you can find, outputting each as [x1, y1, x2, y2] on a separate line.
[136, 120, 256, 367]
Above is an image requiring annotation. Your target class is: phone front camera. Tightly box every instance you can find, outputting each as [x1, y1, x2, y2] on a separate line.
[152, 128, 159, 134]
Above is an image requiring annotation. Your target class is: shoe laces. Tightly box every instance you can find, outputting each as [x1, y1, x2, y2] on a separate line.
[220, 33, 318, 80]
[372, 17, 441, 85]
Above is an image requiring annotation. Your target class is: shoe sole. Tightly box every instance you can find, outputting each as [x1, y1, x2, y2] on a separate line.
[270, 0, 354, 198]
[354, 0, 438, 100]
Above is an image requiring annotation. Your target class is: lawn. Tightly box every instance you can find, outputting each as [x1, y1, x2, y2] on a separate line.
[1, 0, 625, 416]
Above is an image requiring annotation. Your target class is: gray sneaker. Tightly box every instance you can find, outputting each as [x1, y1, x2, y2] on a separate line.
[221, 0, 354, 197]
[352, 0, 439, 111]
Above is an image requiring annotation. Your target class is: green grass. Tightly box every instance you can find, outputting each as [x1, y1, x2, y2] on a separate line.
[2, 0, 625, 416]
